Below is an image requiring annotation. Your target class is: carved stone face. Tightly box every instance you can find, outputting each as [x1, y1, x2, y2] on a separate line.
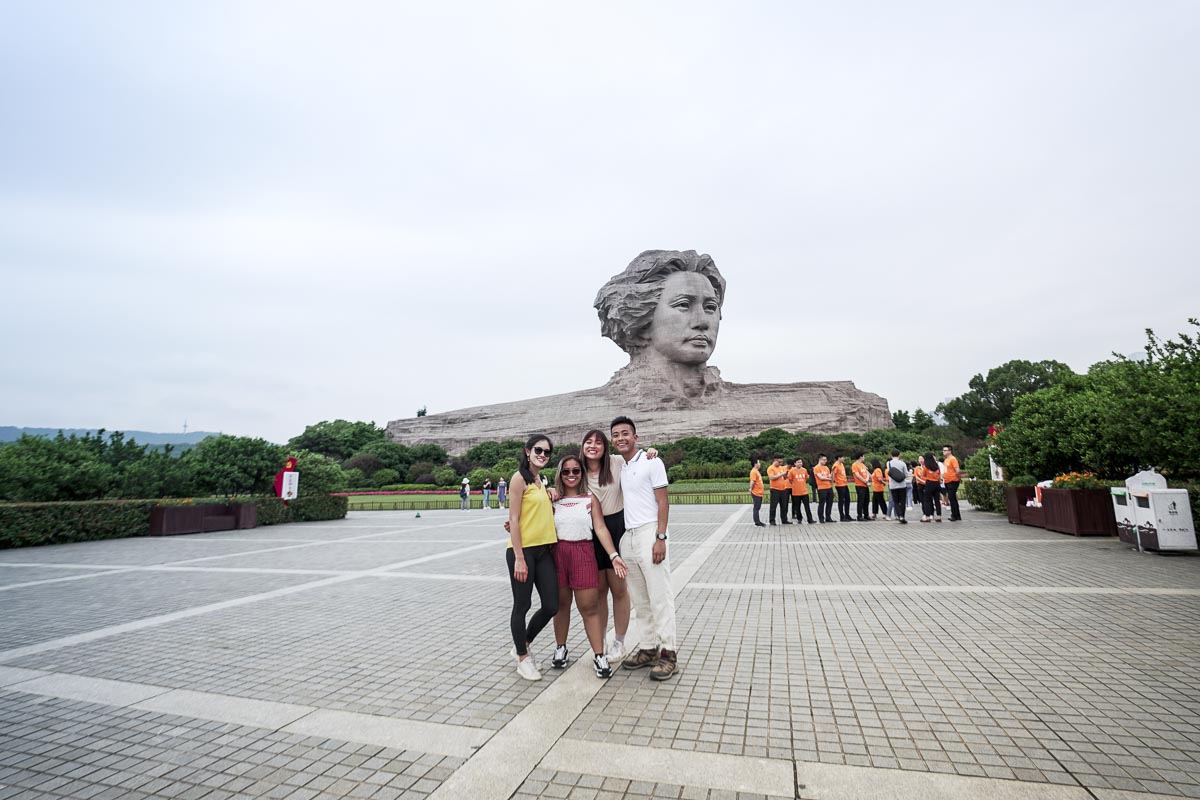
[647, 271, 720, 365]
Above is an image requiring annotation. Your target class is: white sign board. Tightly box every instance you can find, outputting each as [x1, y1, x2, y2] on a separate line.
[281, 472, 299, 501]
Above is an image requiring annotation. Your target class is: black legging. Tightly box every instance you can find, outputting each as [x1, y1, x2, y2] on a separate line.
[836, 486, 852, 520]
[818, 488, 834, 522]
[791, 494, 814, 523]
[890, 488, 907, 521]
[856, 485, 870, 519]
[872, 491, 888, 517]
[923, 482, 942, 518]
[507, 544, 558, 656]
[944, 480, 961, 519]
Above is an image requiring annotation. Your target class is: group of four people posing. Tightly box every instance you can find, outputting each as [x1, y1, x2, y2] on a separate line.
[505, 416, 679, 683]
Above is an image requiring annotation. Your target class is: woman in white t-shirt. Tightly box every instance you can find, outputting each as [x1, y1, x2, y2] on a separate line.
[548, 454, 627, 679]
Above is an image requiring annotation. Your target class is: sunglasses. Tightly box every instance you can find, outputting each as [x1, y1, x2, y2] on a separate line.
[560, 467, 582, 476]
[532, 446, 552, 457]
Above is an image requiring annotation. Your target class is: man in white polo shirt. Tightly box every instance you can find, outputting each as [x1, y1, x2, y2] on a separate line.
[610, 415, 678, 681]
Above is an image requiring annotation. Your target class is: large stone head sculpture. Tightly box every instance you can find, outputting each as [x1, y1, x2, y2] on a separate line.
[594, 250, 726, 366]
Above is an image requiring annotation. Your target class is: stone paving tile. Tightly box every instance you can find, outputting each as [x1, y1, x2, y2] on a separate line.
[0, 537, 321, 567]
[12, 575, 558, 730]
[689, 518, 1200, 589]
[199, 540, 465, 571]
[569, 512, 1200, 798]
[0, 571, 317, 651]
[0, 691, 461, 799]
[511, 769, 792, 800]
[0, 566, 108, 588]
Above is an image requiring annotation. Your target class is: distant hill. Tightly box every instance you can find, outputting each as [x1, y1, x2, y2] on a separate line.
[0, 427, 220, 446]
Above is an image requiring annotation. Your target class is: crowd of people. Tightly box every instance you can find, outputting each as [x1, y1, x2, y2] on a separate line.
[504, 417, 678, 683]
[749, 446, 963, 525]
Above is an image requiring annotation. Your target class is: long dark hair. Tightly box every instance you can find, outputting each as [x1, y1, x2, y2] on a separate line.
[923, 453, 939, 476]
[870, 459, 881, 472]
[518, 433, 553, 486]
[581, 429, 614, 486]
[554, 455, 585, 497]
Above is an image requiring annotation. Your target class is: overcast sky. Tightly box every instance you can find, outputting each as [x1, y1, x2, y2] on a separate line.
[2, 1, 1197, 444]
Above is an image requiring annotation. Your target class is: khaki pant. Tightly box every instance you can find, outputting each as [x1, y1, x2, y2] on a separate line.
[620, 521, 677, 651]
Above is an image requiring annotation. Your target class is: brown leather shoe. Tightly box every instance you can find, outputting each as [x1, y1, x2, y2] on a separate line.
[622, 647, 659, 670]
[649, 649, 678, 681]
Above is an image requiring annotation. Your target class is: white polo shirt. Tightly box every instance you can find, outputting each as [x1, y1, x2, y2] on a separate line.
[620, 450, 669, 529]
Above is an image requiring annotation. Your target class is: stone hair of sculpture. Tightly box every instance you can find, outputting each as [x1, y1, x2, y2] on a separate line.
[593, 249, 727, 356]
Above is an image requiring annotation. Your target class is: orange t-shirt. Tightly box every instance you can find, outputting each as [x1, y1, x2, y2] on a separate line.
[750, 468, 764, 498]
[926, 464, 942, 484]
[767, 465, 790, 491]
[789, 467, 809, 496]
[943, 455, 960, 482]
[832, 461, 848, 488]
[852, 462, 870, 487]
[914, 465, 927, 484]
[870, 468, 886, 493]
[813, 465, 832, 490]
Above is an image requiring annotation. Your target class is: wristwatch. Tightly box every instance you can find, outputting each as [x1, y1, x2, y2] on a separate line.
[655, 532, 668, 541]
[609, 552, 620, 561]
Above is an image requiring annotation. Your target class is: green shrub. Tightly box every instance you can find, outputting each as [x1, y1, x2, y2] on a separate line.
[959, 480, 1006, 513]
[377, 483, 438, 491]
[372, 468, 400, 486]
[255, 494, 348, 525]
[432, 466, 458, 486]
[0, 500, 158, 548]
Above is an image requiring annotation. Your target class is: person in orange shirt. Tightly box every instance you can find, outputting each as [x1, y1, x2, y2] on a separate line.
[749, 458, 766, 527]
[832, 454, 851, 522]
[869, 459, 888, 520]
[920, 451, 943, 522]
[912, 455, 927, 511]
[851, 453, 871, 521]
[941, 445, 963, 521]
[789, 458, 814, 524]
[766, 457, 792, 526]
[812, 454, 834, 523]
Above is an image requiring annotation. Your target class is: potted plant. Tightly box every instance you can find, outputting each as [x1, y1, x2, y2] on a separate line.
[1041, 472, 1117, 536]
[1004, 475, 1038, 525]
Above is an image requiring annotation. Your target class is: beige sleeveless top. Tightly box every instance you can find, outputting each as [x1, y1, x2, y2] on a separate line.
[587, 454, 625, 515]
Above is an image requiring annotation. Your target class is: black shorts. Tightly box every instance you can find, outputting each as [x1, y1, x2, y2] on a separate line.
[592, 509, 626, 571]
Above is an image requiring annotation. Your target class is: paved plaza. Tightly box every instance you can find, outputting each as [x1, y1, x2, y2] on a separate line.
[1, 503, 1198, 799]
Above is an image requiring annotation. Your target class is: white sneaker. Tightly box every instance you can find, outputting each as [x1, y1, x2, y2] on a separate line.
[552, 644, 569, 669]
[605, 640, 626, 664]
[593, 653, 612, 679]
[510, 645, 539, 671]
[515, 657, 541, 681]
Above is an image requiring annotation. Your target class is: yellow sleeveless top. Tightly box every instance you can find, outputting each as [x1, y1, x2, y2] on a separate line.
[510, 479, 557, 548]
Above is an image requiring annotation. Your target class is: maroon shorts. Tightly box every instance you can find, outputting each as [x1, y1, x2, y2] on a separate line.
[554, 539, 599, 590]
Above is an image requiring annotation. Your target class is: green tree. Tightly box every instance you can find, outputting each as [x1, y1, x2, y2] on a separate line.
[937, 359, 1074, 438]
[353, 440, 415, 473]
[185, 435, 284, 496]
[432, 466, 458, 486]
[911, 408, 934, 430]
[465, 440, 523, 468]
[289, 450, 348, 496]
[288, 420, 385, 461]
[891, 410, 912, 430]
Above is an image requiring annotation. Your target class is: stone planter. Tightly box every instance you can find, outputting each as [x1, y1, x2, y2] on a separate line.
[1041, 488, 1117, 536]
[1004, 486, 1036, 525]
[149, 503, 257, 536]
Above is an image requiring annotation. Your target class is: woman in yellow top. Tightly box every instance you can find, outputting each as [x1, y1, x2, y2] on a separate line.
[507, 433, 559, 681]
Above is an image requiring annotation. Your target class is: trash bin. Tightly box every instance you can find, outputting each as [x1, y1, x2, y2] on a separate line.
[1113, 470, 1196, 552]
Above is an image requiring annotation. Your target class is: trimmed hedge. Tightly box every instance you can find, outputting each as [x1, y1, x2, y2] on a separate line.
[0, 494, 349, 549]
[0, 500, 158, 548]
[256, 495, 349, 525]
[960, 480, 1006, 513]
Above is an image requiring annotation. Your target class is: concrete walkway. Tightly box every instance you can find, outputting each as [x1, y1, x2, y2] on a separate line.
[1, 503, 1197, 799]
